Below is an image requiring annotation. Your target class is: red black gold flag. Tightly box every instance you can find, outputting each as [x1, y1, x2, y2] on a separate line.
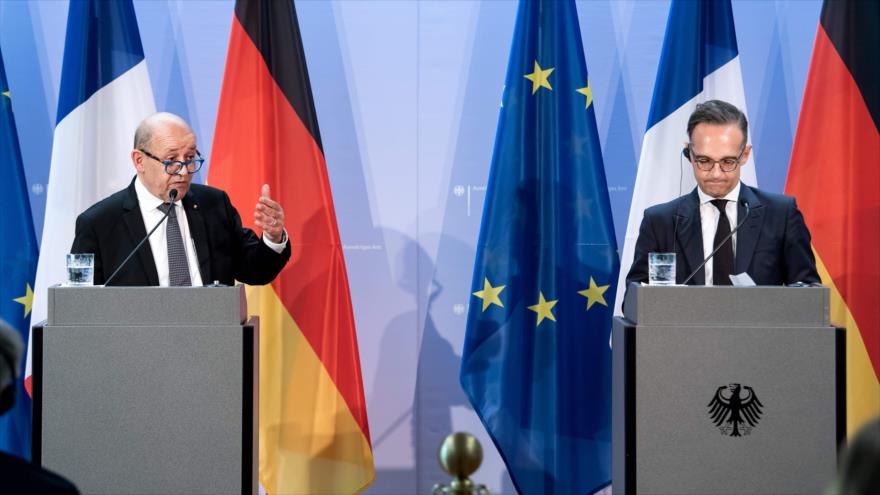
[785, 0, 880, 434]
[208, 1, 374, 492]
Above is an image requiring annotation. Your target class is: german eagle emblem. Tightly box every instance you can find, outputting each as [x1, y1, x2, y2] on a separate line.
[707, 384, 763, 437]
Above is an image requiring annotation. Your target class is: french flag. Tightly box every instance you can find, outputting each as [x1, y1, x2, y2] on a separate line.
[615, 0, 758, 314]
[26, 0, 155, 393]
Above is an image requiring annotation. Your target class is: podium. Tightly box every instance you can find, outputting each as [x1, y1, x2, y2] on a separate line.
[32, 285, 258, 494]
[612, 284, 845, 495]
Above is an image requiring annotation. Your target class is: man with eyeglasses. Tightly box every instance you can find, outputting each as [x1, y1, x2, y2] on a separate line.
[70, 112, 290, 286]
[625, 99, 819, 289]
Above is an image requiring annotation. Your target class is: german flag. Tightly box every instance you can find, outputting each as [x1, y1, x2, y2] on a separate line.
[785, 0, 880, 435]
[208, 1, 374, 492]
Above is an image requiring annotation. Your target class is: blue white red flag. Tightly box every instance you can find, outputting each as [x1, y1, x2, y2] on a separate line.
[27, 0, 155, 392]
[615, 0, 757, 313]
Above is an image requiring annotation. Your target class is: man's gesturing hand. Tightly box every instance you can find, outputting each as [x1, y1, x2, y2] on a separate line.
[254, 184, 285, 243]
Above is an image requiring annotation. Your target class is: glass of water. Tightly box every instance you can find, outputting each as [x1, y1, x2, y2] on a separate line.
[66, 253, 95, 286]
[648, 252, 676, 286]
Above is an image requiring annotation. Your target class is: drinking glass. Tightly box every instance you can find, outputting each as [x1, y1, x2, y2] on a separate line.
[648, 252, 676, 286]
[66, 253, 95, 286]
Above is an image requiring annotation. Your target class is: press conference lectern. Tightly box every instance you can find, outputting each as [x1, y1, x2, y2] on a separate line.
[612, 284, 844, 495]
[32, 285, 258, 495]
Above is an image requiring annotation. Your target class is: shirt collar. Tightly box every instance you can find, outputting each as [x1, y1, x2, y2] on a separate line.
[134, 176, 173, 211]
[697, 181, 741, 206]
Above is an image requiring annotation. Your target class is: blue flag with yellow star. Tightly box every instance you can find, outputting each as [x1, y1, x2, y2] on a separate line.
[460, 1, 619, 493]
[0, 45, 38, 460]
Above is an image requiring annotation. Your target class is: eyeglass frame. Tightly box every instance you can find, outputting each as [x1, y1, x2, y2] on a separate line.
[138, 148, 205, 175]
[686, 143, 746, 173]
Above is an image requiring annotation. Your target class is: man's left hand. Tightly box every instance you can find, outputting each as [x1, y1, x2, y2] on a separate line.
[254, 184, 285, 243]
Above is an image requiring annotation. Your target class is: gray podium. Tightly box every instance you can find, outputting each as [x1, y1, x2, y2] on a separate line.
[32, 285, 258, 495]
[612, 284, 845, 495]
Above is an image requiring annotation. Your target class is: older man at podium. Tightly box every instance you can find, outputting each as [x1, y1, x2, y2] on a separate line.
[625, 99, 819, 289]
[70, 112, 290, 286]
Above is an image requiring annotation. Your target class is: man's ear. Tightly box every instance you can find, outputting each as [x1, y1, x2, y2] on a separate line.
[131, 149, 145, 173]
[740, 144, 753, 164]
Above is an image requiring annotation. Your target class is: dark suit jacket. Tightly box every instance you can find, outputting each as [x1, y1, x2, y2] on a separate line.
[71, 178, 290, 286]
[625, 184, 819, 291]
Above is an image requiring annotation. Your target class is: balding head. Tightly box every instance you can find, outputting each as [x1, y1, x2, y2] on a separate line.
[133, 112, 192, 150]
[131, 112, 198, 201]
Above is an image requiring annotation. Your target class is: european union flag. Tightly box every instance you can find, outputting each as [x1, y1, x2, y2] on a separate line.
[460, 1, 619, 493]
[0, 45, 39, 460]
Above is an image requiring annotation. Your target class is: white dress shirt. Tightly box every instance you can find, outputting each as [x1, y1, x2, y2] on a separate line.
[697, 181, 741, 286]
[134, 178, 204, 286]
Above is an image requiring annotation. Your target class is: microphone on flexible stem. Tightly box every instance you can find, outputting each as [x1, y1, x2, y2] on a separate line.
[681, 199, 750, 286]
[104, 189, 178, 286]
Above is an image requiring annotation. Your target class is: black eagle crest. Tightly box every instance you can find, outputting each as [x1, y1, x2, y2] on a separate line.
[707, 384, 763, 437]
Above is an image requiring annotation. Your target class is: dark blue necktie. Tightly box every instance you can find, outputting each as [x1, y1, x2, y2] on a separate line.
[711, 199, 734, 286]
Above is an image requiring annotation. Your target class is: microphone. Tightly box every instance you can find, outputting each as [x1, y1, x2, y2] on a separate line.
[104, 189, 178, 286]
[681, 199, 750, 286]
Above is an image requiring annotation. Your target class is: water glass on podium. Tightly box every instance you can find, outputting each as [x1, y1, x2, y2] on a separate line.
[648, 252, 676, 286]
[66, 253, 95, 286]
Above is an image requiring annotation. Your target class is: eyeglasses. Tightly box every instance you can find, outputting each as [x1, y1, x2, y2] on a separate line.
[688, 144, 745, 173]
[139, 148, 205, 175]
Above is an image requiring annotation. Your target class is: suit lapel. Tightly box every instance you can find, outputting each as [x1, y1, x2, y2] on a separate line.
[183, 188, 211, 284]
[121, 180, 160, 286]
[675, 190, 705, 285]
[735, 185, 765, 274]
